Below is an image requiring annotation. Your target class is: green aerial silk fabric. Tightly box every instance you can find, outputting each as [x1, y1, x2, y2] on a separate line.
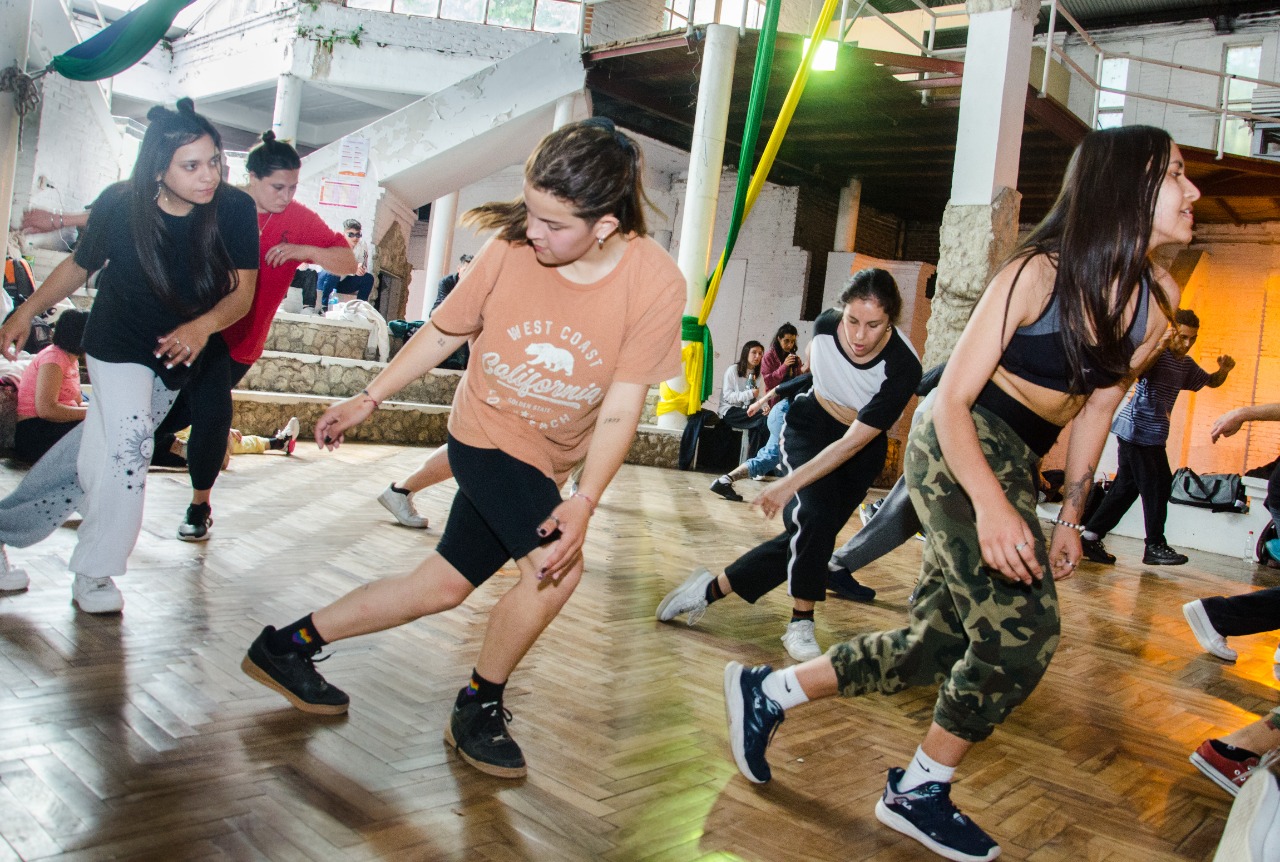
[692, 0, 781, 407]
[50, 0, 195, 82]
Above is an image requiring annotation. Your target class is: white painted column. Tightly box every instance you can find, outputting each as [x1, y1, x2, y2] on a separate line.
[949, 0, 1037, 206]
[420, 190, 459, 320]
[552, 94, 575, 130]
[659, 22, 739, 430]
[924, 0, 1038, 369]
[271, 74, 303, 143]
[0, 0, 34, 244]
[834, 178, 862, 253]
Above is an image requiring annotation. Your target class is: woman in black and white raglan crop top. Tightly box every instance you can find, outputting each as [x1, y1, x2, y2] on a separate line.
[655, 268, 920, 663]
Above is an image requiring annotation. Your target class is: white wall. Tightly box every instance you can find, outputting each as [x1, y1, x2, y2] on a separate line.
[1, 0, 33, 246]
[1059, 14, 1280, 149]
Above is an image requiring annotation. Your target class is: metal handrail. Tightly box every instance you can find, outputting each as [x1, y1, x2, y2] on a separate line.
[1041, 0, 1280, 158]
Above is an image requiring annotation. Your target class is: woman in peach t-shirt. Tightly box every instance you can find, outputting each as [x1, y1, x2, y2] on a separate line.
[14, 309, 89, 463]
[242, 119, 685, 778]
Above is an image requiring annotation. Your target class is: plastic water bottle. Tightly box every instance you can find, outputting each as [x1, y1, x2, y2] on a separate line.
[1244, 530, 1256, 563]
[326, 293, 338, 314]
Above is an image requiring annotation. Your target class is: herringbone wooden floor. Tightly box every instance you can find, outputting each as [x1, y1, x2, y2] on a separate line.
[0, 443, 1274, 861]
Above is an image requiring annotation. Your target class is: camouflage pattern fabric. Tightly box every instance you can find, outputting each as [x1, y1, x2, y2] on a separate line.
[828, 403, 1061, 743]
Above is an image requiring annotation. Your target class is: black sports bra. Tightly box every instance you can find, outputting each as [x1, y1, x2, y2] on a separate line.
[999, 268, 1150, 394]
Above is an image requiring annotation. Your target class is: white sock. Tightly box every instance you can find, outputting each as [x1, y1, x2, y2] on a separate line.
[899, 746, 955, 790]
[1082, 530, 1099, 542]
[760, 666, 809, 711]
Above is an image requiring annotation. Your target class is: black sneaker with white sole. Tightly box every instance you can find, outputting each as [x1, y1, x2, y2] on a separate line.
[723, 662, 784, 784]
[709, 476, 744, 502]
[445, 694, 527, 778]
[178, 502, 212, 542]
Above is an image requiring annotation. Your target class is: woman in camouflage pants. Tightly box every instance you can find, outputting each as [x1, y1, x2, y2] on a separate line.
[723, 125, 1197, 862]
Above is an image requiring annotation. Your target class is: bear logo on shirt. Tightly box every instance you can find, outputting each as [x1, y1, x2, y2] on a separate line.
[525, 343, 575, 375]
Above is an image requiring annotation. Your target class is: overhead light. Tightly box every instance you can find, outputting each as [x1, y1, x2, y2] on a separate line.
[802, 37, 838, 72]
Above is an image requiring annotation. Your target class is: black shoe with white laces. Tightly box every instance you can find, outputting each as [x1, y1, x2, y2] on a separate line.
[1143, 542, 1189, 566]
[445, 694, 527, 778]
[178, 503, 212, 542]
[241, 627, 349, 715]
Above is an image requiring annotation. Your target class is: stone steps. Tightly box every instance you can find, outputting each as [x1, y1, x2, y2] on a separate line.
[230, 389, 680, 468]
[240, 350, 461, 404]
[263, 311, 376, 361]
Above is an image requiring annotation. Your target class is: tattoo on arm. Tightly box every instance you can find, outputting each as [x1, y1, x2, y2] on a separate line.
[1063, 471, 1094, 513]
[601, 417, 621, 425]
[436, 337, 446, 347]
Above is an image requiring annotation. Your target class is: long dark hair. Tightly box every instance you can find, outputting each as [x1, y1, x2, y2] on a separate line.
[463, 117, 654, 241]
[841, 268, 902, 324]
[769, 322, 798, 360]
[246, 130, 301, 178]
[1011, 125, 1176, 394]
[129, 98, 237, 317]
[735, 340, 763, 378]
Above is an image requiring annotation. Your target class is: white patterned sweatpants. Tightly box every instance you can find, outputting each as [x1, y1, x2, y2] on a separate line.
[65, 358, 179, 579]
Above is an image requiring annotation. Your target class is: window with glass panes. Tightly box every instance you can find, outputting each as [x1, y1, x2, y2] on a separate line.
[1096, 57, 1128, 129]
[1223, 44, 1261, 157]
[345, 0, 581, 33]
[664, 0, 766, 29]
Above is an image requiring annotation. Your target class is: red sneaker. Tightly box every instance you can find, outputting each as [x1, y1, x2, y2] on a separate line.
[1191, 739, 1259, 796]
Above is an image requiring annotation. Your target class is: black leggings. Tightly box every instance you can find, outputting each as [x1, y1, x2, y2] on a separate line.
[726, 393, 887, 603]
[154, 335, 252, 492]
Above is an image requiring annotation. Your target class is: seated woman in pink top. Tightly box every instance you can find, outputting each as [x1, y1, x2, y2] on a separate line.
[14, 309, 89, 463]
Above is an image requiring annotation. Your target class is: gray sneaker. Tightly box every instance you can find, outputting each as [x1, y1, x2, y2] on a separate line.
[656, 567, 714, 625]
[378, 484, 429, 529]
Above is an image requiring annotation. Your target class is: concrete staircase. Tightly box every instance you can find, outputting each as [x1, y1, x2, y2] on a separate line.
[230, 313, 681, 468]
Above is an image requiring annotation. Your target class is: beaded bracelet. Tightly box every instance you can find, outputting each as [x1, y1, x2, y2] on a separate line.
[1052, 517, 1086, 533]
[572, 491, 596, 513]
[360, 387, 381, 407]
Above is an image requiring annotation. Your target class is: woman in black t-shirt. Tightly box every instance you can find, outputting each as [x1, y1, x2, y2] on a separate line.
[0, 99, 258, 614]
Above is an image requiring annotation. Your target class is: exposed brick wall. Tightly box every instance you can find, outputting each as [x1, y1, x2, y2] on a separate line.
[11, 75, 121, 244]
[854, 204, 903, 261]
[795, 183, 838, 321]
[903, 221, 941, 265]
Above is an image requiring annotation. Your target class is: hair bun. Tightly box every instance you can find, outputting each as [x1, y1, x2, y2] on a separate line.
[262, 130, 277, 144]
[176, 97, 196, 114]
[146, 105, 170, 122]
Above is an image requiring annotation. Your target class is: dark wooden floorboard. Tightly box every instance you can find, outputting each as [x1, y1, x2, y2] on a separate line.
[0, 444, 1274, 860]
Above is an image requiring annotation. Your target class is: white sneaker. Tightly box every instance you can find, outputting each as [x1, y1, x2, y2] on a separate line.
[781, 619, 822, 661]
[276, 416, 300, 455]
[72, 573, 123, 614]
[0, 545, 28, 591]
[377, 484, 429, 528]
[656, 567, 713, 625]
[1183, 600, 1238, 662]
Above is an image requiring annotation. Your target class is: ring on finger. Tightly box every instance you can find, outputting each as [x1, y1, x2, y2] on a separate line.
[1014, 541, 1028, 552]
[549, 515, 560, 528]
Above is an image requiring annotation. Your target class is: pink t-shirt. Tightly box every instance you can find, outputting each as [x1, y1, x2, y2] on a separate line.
[16, 345, 81, 419]
[430, 235, 685, 482]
